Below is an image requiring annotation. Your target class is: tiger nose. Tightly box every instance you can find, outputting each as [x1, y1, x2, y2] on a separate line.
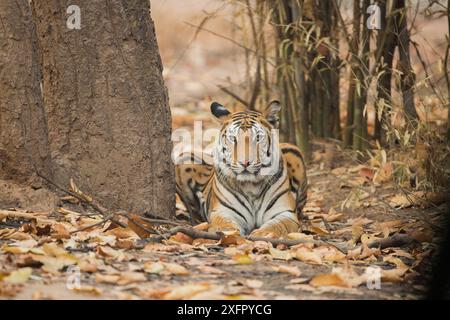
[240, 160, 250, 168]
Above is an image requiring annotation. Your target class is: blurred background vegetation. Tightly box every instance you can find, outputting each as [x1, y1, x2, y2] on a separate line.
[153, 0, 449, 192]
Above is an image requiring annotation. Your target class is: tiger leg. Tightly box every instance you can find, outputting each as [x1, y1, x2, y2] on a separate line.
[281, 143, 308, 226]
[249, 211, 300, 238]
[208, 212, 243, 234]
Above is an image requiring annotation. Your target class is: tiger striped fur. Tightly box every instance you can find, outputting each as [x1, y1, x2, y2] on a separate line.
[175, 101, 307, 237]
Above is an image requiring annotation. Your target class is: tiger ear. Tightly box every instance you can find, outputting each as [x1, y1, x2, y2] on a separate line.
[211, 102, 231, 122]
[265, 100, 281, 128]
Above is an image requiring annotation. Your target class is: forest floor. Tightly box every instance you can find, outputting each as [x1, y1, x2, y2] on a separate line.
[0, 141, 447, 300]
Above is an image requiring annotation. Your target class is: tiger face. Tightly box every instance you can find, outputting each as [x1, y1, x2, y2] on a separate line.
[211, 101, 282, 182]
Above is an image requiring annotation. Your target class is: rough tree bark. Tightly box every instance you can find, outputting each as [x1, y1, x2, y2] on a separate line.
[395, 0, 418, 121]
[31, 0, 174, 217]
[0, 0, 52, 183]
[375, 0, 396, 145]
[353, 0, 370, 151]
[344, 0, 361, 147]
[0, 0, 58, 210]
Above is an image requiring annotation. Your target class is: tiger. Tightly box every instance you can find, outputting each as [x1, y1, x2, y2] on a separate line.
[175, 100, 307, 238]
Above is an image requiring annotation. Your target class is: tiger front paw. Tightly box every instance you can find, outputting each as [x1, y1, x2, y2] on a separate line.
[208, 214, 242, 234]
[249, 228, 279, 239]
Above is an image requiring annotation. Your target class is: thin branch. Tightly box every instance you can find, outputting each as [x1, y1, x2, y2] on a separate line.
[35, 171, 128, 227]
[217, 85, 250, 107]
[70, 219, 109, 234]
[148, 226, 347, 253]
[184, 21, 276, 67]
[368, 233, 417, 249]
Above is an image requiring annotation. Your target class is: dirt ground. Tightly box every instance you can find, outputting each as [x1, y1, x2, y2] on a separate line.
[0, 140, 446, 300]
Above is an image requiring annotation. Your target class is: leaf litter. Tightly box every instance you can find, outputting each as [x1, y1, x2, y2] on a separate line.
[0, 159, 446, 300]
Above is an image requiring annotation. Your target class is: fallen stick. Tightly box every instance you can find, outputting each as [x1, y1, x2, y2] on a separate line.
[37, 172, 177, 239]
[57, 207, 99, 217]
[70, 219, 108, 234]
[149, 226, 347, 253]
[368, 234, 417, 249]
[139, 216, 185, 227]
[150, 226, 221, 242]
[119, 211, 162, 237]
[36, 172, 127, 228]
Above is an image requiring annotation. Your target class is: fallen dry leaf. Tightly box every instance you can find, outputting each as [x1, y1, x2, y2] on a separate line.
[125, 213, 154, 239]
[144, 261, 189, 275]
[389, 191, 448, 209]
[51, 223, 71, 239]
[220, 230, 245, 246]
[375, 220, 404, 238]
[244, 279, 264, 289]
[359, 167, 375, 181]
[78, 257, 99, 273]
[1, 239, 39, 254]
[10, 231, 34, 241]
[326, 213, 344, 222]
[232, 253, 254, 265]
[309, 273, 347, 287]
[315, 245, 347, 263]
[42, 242, 69, 257]
[331, 167, 347, 176]
[117, 271, 147, 285]
[273, 265, 302, 277]
[269, 247, 293, 261]
[73, 285, 103, 296]
[3, 268, 32, 284]
[105, 227, 139, 240]
[169, 232, 194, 244]
[306, 222, 329, 236]
[309, 266, 367, 289]
[0, 282, 22, 297]
[292, 246, 323, 265]
[96, 246, 120, 258]
[162, 283, 211, 300]
[196, 266, 225, 274]
[2, 245, 32, 254]
[95, 273, 120, 284]
[381, 256, 409, 282]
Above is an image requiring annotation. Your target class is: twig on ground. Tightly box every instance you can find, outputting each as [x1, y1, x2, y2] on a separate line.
[148, 226, 347, 253]
[139, 216, 185, 226]
[70, 218, 110, 234]
[36, 172, 184, 239]
[149, 226, 221, 242]
[117, 211, 163, 237]
[35, 172, 127, 227]
[368, 234, 417, 249]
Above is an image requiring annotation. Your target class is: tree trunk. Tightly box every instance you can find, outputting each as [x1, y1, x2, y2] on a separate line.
[330, 7, 341, 140]
[344, 0, 361, 147]
[31, 0, 174, 217]
[0, 0, 52, 184]
[353, 0, 370, 151]
[446, 0, 450, 142]
[395, 0, 418, 121]
[375, 0, 395, 145]
[315, 0, 335, 139]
